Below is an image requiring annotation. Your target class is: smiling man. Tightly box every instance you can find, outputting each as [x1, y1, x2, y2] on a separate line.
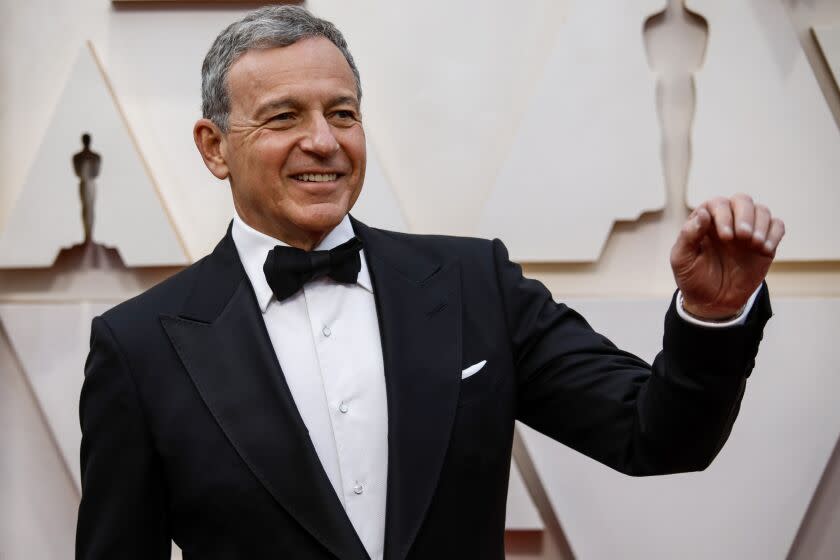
[196, 35, 367, 250]
[76, 6, 784, 560]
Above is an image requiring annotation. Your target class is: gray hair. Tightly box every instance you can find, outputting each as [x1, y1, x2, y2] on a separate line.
[201, 5, 362, 132]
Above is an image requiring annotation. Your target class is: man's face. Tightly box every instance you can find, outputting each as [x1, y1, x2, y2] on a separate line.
[219, 37, 366, 247]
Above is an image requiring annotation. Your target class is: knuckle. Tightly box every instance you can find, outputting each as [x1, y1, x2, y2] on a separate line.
[732, 192, 753, 204]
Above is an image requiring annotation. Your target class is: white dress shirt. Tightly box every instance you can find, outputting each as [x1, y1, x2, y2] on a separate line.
[231, 210, 758, 560]
[232, 211, 388, 560]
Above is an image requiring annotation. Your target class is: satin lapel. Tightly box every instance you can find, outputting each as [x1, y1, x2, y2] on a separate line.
[160, 228, 368, 560]
[351, 217, 463, 560]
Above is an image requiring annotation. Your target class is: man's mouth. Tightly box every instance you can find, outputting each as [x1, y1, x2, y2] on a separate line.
[292, 173, 339, 182]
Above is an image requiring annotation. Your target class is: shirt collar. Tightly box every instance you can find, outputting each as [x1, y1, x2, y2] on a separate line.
[231, 209, 373, 313]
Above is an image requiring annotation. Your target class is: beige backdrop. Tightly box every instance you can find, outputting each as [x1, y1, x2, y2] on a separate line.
[1, 0, 839, 559]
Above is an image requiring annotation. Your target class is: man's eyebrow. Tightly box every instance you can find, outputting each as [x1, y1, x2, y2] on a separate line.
[254, 97, 300, 117]
[328, 95, 360, 110]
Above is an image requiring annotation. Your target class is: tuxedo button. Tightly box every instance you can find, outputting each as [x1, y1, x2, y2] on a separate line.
[339, 402, 349, 414]
[322, 326, 331, 337]
[353, 482, 364, 495]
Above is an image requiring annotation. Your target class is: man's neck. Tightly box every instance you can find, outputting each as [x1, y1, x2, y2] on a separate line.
[275, 229, 329, 252]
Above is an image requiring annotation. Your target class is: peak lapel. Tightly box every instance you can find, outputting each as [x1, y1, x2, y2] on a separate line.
[351, 217, 463, 560]
[160, 227, 368, 560]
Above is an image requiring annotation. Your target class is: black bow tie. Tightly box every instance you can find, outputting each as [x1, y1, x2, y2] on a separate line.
[263, 237, 363, 302]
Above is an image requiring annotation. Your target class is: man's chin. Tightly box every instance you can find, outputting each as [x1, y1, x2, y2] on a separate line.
[294, 204, 349, 234]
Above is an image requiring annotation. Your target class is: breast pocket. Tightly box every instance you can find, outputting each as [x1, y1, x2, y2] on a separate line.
[458, 359, 502, 407]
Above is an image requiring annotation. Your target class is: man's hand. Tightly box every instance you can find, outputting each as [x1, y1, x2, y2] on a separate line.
[670, 194, 785, 320]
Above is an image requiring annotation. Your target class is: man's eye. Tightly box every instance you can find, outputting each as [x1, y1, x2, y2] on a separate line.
[334, 110, 356, 120]
[272, 112, 295, 121]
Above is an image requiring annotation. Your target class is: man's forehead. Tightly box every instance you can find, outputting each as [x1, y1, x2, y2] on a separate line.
[228, 38, 353, 88]
[227, 38, 357, 110]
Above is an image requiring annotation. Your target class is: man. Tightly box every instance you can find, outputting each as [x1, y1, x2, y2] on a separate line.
[76, 6, 784, 560]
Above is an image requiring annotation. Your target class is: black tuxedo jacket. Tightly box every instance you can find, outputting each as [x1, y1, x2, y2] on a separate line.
[76, 216, 772, 559]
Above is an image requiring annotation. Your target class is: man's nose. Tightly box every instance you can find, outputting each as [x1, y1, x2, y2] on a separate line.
[299, 114, 339, 157]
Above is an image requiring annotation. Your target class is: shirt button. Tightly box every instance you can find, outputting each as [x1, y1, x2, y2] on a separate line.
[353, 482, 364, 495]
[339, 402, 349, 414]
[322, 326, 331, 337]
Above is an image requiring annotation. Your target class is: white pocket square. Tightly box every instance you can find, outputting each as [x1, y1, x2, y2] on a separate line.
[461, 360, 487, 380]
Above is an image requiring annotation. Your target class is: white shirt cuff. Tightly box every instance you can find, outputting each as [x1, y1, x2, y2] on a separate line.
[676, 285, 762, 328]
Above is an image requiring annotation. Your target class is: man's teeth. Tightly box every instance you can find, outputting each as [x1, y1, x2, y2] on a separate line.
[294, 173, 338, 182]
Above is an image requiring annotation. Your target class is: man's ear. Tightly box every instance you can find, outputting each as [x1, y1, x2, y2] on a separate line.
[193, 118, 230, 180]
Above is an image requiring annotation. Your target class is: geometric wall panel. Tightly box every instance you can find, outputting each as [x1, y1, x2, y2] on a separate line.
[348, 140, 408, 232]
[506, 461, 545, 531]
[814, 24, 840, 91]
[518, 298, 840, 559]
[0, 302, 113, 491]
[0, 324, 79, 560]
[687, 1, 840, 261]
[476, 0, 667, 262]
[0, 42, 188, 268]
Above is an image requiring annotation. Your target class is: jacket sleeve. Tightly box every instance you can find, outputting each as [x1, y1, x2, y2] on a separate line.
[491, 238, 772, 476]
[76, 316, 172, 559]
